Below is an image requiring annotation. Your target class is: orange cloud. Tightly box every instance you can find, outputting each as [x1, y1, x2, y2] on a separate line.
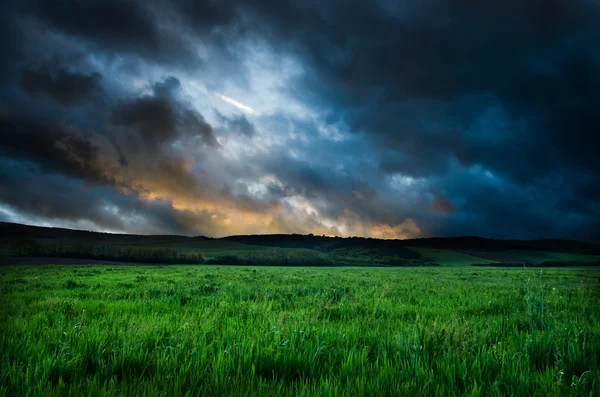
[430, 197, 457, 215]
[364, 219, 421, 240]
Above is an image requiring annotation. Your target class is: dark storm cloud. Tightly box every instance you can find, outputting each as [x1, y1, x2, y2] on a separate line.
[0, 98, 219, 202]
[2, 80, 206, 200]
[233, 0, 600, 240]
[19, 68, 102, 107]
[181, 110, 220, 148]
[0, 115, 104, 182]
[431, 198, 457, 215]
[430, 169, 579, 240]
[216, 112, 256, 138]
[30, 0, 159, 50]
[10, 0, 248, 75]
[0, 157, 125, 231]
[112, 97, 178, 145]
[152, 76, 181, 97]
[248, 0, 600, 179]
[24, 0, 193, 65]
[111, 77, 219, 148]
[1, 0, 599, 240]
[174, 0, 238, 34]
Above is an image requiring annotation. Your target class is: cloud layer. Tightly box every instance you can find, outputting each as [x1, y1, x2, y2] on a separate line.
[1, 0, 599, 241]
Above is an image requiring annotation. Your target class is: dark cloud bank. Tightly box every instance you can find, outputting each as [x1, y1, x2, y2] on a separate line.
[0, 0, 599, 241]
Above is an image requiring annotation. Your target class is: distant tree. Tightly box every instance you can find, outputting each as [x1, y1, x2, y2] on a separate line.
[9, 240, 42, 256]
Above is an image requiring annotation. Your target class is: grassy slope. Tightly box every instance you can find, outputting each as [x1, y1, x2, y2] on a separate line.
[408, 247, 600, 266]
[408, 247, 498, 266]
[470, 250, 600, 264]
[1, 265, 599, 396]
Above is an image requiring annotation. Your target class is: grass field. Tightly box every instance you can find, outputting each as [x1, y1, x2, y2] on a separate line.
[1, 265, 599, 396]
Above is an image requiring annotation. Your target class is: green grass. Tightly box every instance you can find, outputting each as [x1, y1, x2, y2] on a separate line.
[408, 247, 498, 266]
[1, 265, 599, 396]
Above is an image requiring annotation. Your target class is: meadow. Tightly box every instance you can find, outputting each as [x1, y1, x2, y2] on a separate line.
[1, 264, 599, 396]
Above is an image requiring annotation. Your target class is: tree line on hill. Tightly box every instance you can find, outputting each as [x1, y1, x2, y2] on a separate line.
[204, 249, 435, 266]
[8, 240, 438, 266]
[9, 240, 206, 264]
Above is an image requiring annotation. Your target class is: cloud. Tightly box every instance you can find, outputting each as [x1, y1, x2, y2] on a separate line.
[368, 219, 421, 240]
[24, 0, 195, 66]
[19, 67, 102, 106]
[216, 111, 256, 137]
[431, 198, 457, 215]
[181, 110, 220, 147]
[0, 156, 226, 235]
[0, 115, 108, 182]
[112, 97, 178, 145]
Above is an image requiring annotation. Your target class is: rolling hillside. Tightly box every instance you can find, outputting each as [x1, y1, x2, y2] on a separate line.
[2, 222, 599, 266]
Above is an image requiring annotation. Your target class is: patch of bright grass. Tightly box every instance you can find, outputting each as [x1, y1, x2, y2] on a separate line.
[408, 247, 498, 266]
[483, 250, 600, 264]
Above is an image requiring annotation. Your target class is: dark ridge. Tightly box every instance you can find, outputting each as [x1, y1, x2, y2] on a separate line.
[222, 234, 420, 258]
[0, 222, 209, 243]
[2, 222, 599, 255]
[222, 234, 600, 255]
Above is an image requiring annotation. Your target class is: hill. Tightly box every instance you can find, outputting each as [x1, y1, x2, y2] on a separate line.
[2, 222, 600, 266]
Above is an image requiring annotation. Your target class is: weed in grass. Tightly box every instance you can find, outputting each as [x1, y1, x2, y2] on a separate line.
[525, 268, 545, 331]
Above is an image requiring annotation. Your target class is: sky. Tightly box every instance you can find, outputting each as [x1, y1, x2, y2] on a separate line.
[1, 1, 599, 241]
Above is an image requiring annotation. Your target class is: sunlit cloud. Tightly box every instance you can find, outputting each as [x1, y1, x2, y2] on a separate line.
[217, 94, 259, 115]
[368, 219, 421, 240]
